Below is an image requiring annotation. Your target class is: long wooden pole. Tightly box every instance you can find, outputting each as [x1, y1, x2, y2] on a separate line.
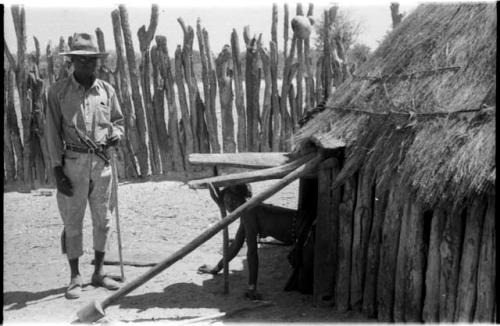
[92, 153, 322, 312]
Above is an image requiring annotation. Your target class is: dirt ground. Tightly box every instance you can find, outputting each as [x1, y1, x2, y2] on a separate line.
[3, 177, 372, 325]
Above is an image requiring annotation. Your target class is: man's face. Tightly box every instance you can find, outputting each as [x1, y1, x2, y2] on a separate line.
[71, 55, 98, 76]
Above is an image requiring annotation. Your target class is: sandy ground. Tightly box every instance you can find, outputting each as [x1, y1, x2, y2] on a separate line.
[3, 178, 372, 325]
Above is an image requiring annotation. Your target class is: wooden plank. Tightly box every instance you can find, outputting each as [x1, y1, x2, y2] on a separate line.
[258, 45, 272, 152]
[335, 176, 356, 312]
[215, 45, 236, 153]
[362, 180, 389, 317]
[376, 181, 404, 322]
[188, 153, 315, 189]
[404, 200, 425, 322]
[230, 29, 247, 152]
[188, 152, 291, 168]
[111, 9, 139, 178]
[350, 164, 374, 310]
[455, 197, 487, 322]
[156, 35, 184, 172]
[119, 5, 150, 176]
[439, 204, 465, 322]
[473, 194, 495, 322]
[313, 158, 340, 306]
[422, 207, 446, 323]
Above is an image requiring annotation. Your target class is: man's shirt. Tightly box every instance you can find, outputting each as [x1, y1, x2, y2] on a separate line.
[46, 74, 124, 167]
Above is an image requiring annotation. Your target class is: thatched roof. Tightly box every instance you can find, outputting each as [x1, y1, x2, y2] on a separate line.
[294, 3, 496, 208]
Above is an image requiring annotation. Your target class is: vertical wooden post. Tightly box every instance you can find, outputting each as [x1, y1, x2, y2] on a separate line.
[473, 195, 495, 322]
[394, 196, 411, 322]
[138, 4, 161, 175]
[404, 200, 425, 322]
[46, 42, 55, 85]
[362, 179, 389, 317]
[335, 176, 356, 312]
[350, 165, 374, 310]
[174, 45, 194, 170]
[178, 18, 209, 154]
[203, 28, 220, 153]
[119, 4, 151, 177]
[215, 45, 236, 153]
[231, 29, 247, 152]
[280, 37, 296, 151]
[156, 35, 184, 172]
[56, 36, 69, 81]
[304, 3, 315, 109]
[283, 3, 289, 59]
[390, 3, 404, 28]
[315, 57, 323, 105]
[439, 204, 465, 322]
[313, 158, 340, 306]
[269, 41, 281, 152]
[4, 70, 16, 183]
[12, 5, 32, 187]
[196, 19, 219, 154]
[422, 207, 446, 323]
[150, 43, 172, 173]
[112, 9, 140, 178]
[295, 4, 304, 124]
[244, 27, 260, 152]
[259, 44, 272, 152]
[376, 180, 404, 322]
[95, 28, 111, 83]
[455, 197, 487, 322]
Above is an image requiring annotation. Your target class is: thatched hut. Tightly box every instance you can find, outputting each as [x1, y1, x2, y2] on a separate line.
[293, 3, 496, 323]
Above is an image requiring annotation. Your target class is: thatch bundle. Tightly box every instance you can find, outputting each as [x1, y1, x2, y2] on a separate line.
[294, 3, 496, 208]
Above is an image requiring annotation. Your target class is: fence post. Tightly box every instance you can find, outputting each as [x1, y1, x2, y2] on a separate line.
[244, 26, 260, 152]
[174, 45, 194, 170]
[295, 4, 304, 125]
[4, 69, 16, 183]
[156, 35, 185, 172]
[137, 4, 161, 175]
[215, 45, 236, 153]
[304, 3, 315, 109]
[11, 5, 33, 188]
[258, 43, 271, 152]
[111, 9, 140, 178]
[150, 43, 172, 173]
[230, 29, 247, 152]
[196, 20, 220, 154]
[119, 4, 151, 177]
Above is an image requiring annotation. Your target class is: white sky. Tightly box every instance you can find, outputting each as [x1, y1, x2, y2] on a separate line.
[3, 0, 483, 56]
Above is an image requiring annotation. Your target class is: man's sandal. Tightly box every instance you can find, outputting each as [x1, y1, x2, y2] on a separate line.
[65, 275, 83, 300]
[91, 273, 120, 290]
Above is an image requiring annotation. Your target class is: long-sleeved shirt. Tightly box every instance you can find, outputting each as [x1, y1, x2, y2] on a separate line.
[46, 74, 124, 168]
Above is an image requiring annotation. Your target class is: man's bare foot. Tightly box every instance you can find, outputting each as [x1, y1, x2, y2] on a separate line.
[244, 289, 263, 301]
[197, 264, 219, 275]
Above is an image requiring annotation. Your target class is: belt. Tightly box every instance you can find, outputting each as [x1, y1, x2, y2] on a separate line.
[65, 144, 107, 154]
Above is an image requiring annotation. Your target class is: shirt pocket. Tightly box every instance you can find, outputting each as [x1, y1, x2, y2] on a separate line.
[96, 103, 111, 127]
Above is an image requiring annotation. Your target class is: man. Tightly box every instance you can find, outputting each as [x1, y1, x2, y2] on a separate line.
[46, 33, 124, 299]
[198, 184, 311, 300]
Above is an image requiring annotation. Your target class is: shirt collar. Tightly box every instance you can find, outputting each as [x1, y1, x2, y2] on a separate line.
[70, 73, 101, 91]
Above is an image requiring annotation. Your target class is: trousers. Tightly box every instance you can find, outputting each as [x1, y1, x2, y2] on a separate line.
[57, 149, 113, 259]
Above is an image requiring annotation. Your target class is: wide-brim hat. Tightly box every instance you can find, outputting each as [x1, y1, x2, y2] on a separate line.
[59, 33, 108, 57]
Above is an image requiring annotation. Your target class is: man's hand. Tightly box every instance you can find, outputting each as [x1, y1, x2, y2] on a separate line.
[53, 166, 73, 197]
[106, 133, 120, 147]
